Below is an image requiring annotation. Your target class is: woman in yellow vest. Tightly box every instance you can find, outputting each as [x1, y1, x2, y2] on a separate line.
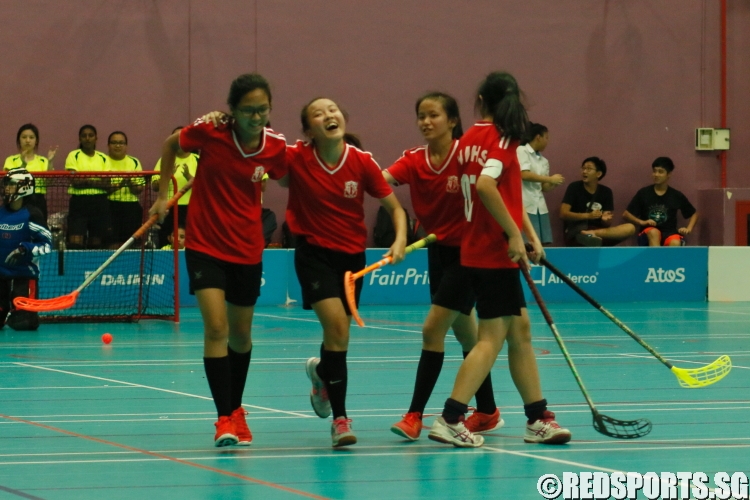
[64, 125, 112, 249]
[153, 126, 198, 247]
[3, 123, 57, 221]
[107, 131, 145, 248]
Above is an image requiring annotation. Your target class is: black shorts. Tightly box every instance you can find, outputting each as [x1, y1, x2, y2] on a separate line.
[294, 238, 366, 314]
[109, 201, 143, 243]
[68, 195, 112, 244]
[184, 248, 262, 307]
[466, 267, 526, 319]
[428, 244, 475, 316]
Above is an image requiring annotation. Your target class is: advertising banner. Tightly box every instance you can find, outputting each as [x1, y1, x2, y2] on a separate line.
[265, 247, 707, 306]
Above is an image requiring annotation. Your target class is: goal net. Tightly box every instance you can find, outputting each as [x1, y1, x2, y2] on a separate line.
[29, 172, 179, 322]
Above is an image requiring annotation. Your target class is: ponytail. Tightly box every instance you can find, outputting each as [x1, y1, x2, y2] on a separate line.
[343, 133, 363, 149]
[475, 72, 529, 140]
[492, 93, 528, 141]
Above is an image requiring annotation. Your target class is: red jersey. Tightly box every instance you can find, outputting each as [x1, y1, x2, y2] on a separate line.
[386, 140, 464, 247]
[179, 118, 287, 264]
[458, 122, 524, 269]
[286, 141, 393, 254]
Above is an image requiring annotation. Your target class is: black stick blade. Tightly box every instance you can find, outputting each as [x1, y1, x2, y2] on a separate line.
[593, 413, 652, 439]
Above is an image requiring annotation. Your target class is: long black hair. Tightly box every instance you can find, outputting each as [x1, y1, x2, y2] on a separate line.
[474, 72, 528, 140]
[227, 73, 272, 109]
[16, 123, 39, 151]
[415, 92, 463, 139]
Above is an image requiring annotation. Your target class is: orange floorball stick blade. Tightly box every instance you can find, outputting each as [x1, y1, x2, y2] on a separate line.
[343, 271, 365, 327]
[13, 291, 80, 312]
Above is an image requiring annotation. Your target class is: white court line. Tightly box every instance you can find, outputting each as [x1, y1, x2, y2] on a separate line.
[1, 334, 748, 351]
[681, 308, 750, 316]
[3, 349, 747, 365]
[5, 441, 750, 467]
[4, 351, 749, 369]
[9, 400, 749, 417]
[257, 312, 750, 329]
[12, 362, 311, 418]
[620, 353, 750, 370]
[4, 405, 750, 425]
[256, 313, 422, 334]
[0, 386, 137, 390]
[3, 436, 750, 459]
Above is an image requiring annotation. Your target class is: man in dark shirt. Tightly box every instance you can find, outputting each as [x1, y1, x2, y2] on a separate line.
[559, 157, 635, 246]
[623, 157, 698, 246]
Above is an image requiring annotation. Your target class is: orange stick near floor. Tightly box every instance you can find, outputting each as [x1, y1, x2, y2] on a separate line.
[344, 234, 436, 327]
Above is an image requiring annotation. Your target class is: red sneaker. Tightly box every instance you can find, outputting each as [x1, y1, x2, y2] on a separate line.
[214, 416, 238, 447]
[331, 417, 357, 447]
[465, 408, 505, 434]
[390, 412, 423, 441]
[231, 407, 252, 446]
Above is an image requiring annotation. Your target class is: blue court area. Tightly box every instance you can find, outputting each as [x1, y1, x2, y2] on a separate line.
[1, 302, 749, 499]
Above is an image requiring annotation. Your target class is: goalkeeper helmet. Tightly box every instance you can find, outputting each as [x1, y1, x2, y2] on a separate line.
[3, 168, 35, 205]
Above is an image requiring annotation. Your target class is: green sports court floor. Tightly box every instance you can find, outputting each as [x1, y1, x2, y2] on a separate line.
[1, 302, 748, 499]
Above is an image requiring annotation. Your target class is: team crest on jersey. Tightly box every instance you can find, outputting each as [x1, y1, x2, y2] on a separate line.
[344, 181, 358, 198]
[251, 166, 265, 182]
[446, 176, 459, 193]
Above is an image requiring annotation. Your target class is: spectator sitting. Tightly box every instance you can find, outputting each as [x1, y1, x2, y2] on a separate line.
[161, 225, 186, 250]
[64, 125, 112, 249]
[107, 131, 145, 248]
[518, 123, 564, 246]
[0, 169, 52, 330]
[623, 157, 698, 246]
[153, 126, 198, 247]
[559, 157, 635, 246]
[4, 124, 57, 222]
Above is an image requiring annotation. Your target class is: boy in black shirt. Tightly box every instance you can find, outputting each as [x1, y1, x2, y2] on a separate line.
[559, 157, 635, 246]
[623, 157, 698, 246]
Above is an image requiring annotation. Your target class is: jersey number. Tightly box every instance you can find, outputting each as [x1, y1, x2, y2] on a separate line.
[461, 174, 477, 222]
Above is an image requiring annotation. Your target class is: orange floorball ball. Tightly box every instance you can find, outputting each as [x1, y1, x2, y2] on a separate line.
[102, 333, 113, 344]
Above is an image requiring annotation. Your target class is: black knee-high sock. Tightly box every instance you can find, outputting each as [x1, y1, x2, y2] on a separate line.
[203, 356, 232, 417]
[524, 399, 548, 422]
[463, 351, 496, 414]
[228, 347, 252, 411]
[317, 347, 348, 419]
[442, 397, 468, 424]
[408, 350, 444, 414]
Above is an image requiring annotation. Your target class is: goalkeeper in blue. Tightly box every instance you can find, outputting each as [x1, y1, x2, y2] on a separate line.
[0, 169, 51, 330]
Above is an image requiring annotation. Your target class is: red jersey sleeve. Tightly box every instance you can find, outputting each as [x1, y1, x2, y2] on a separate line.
[385, 151, 414, 186]
[363, 155, 393, 199]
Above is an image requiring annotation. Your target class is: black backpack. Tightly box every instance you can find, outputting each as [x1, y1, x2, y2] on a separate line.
[261, 208, 277, 247]
[373, 206, 425, 247]
[281, 220, 298, 248]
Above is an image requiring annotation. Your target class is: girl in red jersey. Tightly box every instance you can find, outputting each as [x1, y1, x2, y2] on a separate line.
[281, 97, 407, 447]
[383, 92, 501, 441]
[427, 72, 571, 448]
[150, 73, 288, 447]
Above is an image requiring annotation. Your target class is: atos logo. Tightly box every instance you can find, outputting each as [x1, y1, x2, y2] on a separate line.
[644, 267, 685, 283]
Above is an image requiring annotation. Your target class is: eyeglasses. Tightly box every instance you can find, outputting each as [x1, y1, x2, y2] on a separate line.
[235, 106, 270, 117]
[109, 141, 127, 146]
